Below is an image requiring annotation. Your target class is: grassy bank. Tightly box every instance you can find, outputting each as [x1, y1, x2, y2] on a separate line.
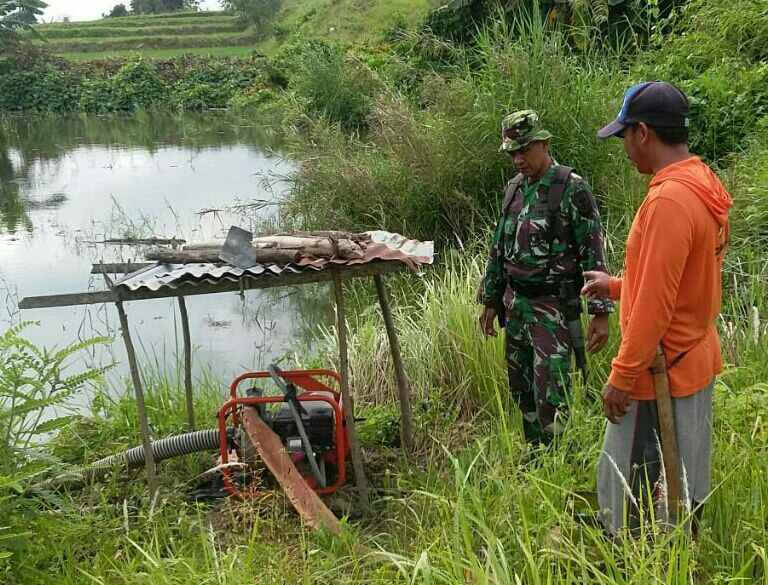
[2, 247, 767, 582]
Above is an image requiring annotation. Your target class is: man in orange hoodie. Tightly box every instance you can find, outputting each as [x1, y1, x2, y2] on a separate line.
[583, 81, 733, 534]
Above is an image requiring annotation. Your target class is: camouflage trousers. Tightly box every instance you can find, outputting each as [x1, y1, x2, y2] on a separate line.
[505, 293, 573, 441]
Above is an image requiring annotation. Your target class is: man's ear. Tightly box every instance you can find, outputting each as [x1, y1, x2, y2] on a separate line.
[637, 122, 651, 144]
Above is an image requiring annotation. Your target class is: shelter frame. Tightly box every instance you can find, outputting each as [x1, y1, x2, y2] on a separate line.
[19, 260, 418, 508]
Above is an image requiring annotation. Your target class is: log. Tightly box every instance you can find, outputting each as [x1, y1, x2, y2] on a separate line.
[144, 248, 300, 265]
[251, 236, 364, 260]
[186, 233, 371, 252]
[147, 238, 363, 263]
[278, 231, 372, 243]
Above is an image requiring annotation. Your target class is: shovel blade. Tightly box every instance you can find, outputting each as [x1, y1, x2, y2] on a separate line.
[219, 226, 258, 269]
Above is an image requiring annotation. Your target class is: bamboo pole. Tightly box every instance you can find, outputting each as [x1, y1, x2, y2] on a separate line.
[177, 296, 194, 431]
[331, 267, 369, 510]
[115, 298, 158, 497]
[373, 274, 414, 455]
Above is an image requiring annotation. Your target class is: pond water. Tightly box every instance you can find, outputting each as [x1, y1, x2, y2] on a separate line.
[0, 113, 334, 397]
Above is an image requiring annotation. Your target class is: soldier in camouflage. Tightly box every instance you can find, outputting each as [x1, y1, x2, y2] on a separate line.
[478, 110, 614, 443]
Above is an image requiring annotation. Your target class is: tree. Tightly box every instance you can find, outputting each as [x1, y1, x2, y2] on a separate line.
[0, 0, 47, 48]
[130, 0, 198, 14]
[221, 0, 282, 27]
[107, 3, 129, 17]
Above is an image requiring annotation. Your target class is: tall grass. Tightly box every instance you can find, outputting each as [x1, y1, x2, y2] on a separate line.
[5, 246, 765, 582]
[284, 9, 646, 249]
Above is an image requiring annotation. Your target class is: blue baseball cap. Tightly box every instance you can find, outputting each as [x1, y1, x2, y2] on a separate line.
[598, 81, 690, 139]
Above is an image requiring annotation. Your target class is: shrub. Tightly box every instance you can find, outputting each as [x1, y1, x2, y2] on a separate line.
[171, 61, 258, 109]
[285, 16, 642, 245]
[640, 0, 768, 161]
[288, 42, 374, 131]
[79, 60, 168, 112]
[0, 65, 81, 112]
[0, 323, 107, 569]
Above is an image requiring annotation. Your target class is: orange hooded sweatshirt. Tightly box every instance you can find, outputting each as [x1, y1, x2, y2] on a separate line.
[607, 156, 733, 400]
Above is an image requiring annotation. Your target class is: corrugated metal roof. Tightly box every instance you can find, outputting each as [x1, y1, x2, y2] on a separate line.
[115, 231, 433, 293]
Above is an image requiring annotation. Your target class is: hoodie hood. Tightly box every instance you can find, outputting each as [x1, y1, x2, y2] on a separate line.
[650, 156, 733, 225]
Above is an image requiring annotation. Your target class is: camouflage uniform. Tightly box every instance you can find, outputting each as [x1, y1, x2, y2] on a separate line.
[480, 110, 613, 440]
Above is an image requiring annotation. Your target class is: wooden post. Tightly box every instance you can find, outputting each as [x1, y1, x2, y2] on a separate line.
[331, 267, 369, 510]
[115, 298, 158, 498]
[177, 296, 195, 431]
[373, 274, 414, 455]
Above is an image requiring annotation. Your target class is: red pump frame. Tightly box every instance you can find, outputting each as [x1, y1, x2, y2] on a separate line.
[216, 369, 347, 499]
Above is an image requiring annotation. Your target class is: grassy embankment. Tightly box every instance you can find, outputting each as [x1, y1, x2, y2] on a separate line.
[33, 12, 256, 60]
[34, 0, 433, 61]
[3, 0, 768, 583]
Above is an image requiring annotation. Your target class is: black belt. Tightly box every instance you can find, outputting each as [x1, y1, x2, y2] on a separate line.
[507, 279, 561, 298]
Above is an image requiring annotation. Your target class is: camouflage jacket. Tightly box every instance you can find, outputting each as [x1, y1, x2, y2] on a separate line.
[480, 162, 614, 315]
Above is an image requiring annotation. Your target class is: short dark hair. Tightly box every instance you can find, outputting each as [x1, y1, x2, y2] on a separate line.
[648, 124, 688, 146]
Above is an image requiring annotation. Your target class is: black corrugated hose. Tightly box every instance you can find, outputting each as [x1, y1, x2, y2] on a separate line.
[27, 428, 222, 494]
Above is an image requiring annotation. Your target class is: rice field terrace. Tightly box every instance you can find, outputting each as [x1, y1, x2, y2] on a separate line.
[32, 11, 255, 57]
[30, 0, 433, 61]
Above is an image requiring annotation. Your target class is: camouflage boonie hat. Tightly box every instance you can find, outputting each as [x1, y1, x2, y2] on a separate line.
[499, 110, 553, 153]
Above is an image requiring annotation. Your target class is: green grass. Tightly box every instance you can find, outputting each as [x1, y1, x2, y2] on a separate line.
[58, 46, 257, 61]
[3, 245, 768, 582]
[39, 23, 245, 39]
[37, 11, 233, 28]
[36, 31, 259, 53]
[274, 0, 436, 44]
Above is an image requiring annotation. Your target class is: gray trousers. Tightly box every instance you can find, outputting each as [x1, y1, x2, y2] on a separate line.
[597, 379, 714, 535]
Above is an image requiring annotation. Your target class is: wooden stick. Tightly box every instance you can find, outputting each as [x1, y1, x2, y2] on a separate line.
[651, 345, 681, 525]
[332, 267, 369, 510]
[373, 274, 414, 455]
[177, 296, 194, 431]
[115, 298, 158, 498]
[99, 238, 185, 246]
[90, 263, 154, 274]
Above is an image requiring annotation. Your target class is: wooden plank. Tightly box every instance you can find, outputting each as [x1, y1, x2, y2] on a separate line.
[115, 298, 158, 498]
[19, 261, 408, 310]
[19, 290, 117, 309]
[90, 263, 154, 274]
[374, 274, 414, 455]
[241, 408, 342, 535]
[332, 267, 369, 511]
[177, 296, 194, 431]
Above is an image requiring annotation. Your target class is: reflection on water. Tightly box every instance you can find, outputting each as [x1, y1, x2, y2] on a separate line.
[0, 112, 334, 396]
